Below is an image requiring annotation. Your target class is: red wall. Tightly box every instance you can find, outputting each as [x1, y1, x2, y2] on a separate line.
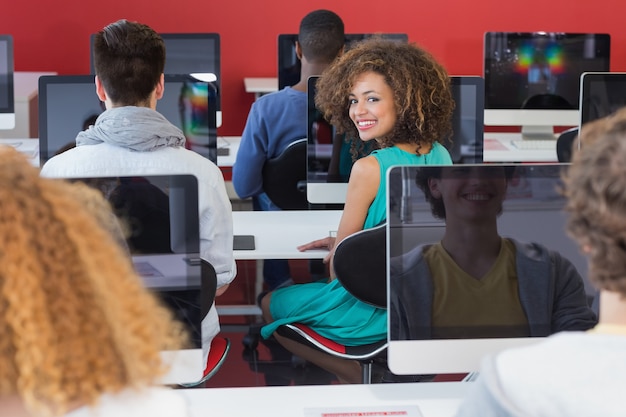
[2, 0, 623, 136]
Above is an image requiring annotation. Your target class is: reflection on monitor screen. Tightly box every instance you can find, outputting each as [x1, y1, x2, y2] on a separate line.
[69, 174, 203, 384]
[90, 33, 222, 127]
[484, 32, 610, 139]
[579, 72, 626, 129]
[0, 34, 15, 130]
[306, 76, 485, 205]
[278, 33, 408, 90]
[38, 74, 217, 165]
[387, 164, 597, 375]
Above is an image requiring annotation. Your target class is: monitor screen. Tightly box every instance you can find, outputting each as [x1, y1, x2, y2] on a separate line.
[579, 72, 626, 127]
[90, 33, 222, 127]
[387, 163, 597, 375]
[38, 74, 217, 165]
[306, 76, 485, 205]
[483, 32, 610, 137]
[0, 34, 15, 130]
[68, 174, 203, 384]
[278, 33, 408, 90]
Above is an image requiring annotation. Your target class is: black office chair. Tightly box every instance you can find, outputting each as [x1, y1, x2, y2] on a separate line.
[556, 127, 579, 162]
[521, 93, 572, 110]
[179, 259, 230, 387]
[275, 223, 388, 384]
[262, 138, 309, 210]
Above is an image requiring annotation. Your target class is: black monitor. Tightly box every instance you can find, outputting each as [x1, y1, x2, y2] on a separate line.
[579, 72, 626, 128]
[68, 173, 203, 384]
[483, 32, 610, 140]
[0, 34, 15, 130]
[90, 33, 222, 127]
[386, 163, 596, 375]
[278, 33, 408, 90]
[38, 74, 217, 165]
[306, 75, 485, 205]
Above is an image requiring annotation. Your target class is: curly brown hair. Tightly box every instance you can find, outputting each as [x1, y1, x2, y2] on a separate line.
[314, 37, 454, 157]
[562, 107, 626, 298]
[0, 147, 186, 416]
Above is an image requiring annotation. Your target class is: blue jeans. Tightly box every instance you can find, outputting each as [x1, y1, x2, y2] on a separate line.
[254, 193, 292, 290]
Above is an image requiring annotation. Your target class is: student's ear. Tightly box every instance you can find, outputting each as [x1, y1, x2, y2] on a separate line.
[155, 74, 165, 100]
[295, 41, 303, 60]
[428, 178, 442, 199]
[95, 75, 107, 102]
[337, 45, 346, 57]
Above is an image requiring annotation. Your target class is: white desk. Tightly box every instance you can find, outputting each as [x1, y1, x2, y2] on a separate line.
[220, 210, 342, 316]
[181, 382, 469, 417]
[243, 77, 278, 99]
[217, 135, 240, 168]
[483, 132, 558, 163]
[0, 138, 39, 165]
[232, 210, 342, 260]
[0, 137, 240, 170]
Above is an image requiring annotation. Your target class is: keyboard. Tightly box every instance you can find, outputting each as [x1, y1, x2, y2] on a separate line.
[510, 139, 556, 150]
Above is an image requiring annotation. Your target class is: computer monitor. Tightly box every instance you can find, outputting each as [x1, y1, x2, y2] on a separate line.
[0, 34, 15, 130]
[68, 173, 203, 384]
[387, 163, 596, 375]
[306, 76, 485, 205]
[278, 33, 408, 90]
[38, 74, 217, 165]
[579, 72, 626, 128]
[483, 32, 610, 140]
[90, 33, 222, 127]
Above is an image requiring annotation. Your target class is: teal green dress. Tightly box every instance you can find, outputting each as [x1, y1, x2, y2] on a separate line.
[261, 143, 452, 345]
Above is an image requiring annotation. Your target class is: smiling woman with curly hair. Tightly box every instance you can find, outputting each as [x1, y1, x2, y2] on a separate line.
[315, 37, 454, 156]
[258, 38, 454, 384]
[0, 147, 188, 417]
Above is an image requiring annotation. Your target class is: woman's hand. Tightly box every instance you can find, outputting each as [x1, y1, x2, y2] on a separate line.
[297, 236, 336, 264]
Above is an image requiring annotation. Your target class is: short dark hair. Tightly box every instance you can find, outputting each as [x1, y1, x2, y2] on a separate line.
[298, 9, 345, 64]
[93, 19, 165, 105]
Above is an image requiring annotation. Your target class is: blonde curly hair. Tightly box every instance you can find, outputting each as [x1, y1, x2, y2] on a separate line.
[562, 107, 626, 298]
[0, 147, 186, 416]
[315, 37, 454, 157]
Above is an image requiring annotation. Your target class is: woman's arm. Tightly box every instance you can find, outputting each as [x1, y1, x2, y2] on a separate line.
[328, 154, 380, 278]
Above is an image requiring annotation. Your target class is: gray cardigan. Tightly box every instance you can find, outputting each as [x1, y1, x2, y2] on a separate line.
[389, 239, 598, 340]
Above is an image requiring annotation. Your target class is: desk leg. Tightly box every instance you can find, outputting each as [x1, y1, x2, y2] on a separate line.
[255, 259, 264, 299]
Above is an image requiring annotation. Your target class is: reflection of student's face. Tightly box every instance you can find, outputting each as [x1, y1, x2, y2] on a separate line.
[428, 166, 508, 221]
[348, 71, 396, 143]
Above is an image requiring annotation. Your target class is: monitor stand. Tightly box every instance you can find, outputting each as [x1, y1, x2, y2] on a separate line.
[520, 125, 556, 141]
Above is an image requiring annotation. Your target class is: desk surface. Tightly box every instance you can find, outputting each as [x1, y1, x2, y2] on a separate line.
[243, 77, 278, 94]
[180, 382, 469, 417]
[233, 210, 342, 260]
[483, 132, 558, 163]
[0, 137, 241, 169]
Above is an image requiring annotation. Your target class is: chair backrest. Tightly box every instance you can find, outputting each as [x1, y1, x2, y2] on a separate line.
[201, 259, 218, 318]
[556, 126, 579, 162]
[332, 223, 387, 308]
[262, 138, 308, 210]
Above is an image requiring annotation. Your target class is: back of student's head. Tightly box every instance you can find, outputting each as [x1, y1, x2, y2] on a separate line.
[0, 147, 185, 416]
[563, 106, 626, 297]
[92, 19, 165, 105]
[298, 9, 345, 64]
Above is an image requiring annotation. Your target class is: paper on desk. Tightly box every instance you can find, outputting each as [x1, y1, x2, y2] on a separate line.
[133, 261, 164, 277]
[304, 405, 423, 417]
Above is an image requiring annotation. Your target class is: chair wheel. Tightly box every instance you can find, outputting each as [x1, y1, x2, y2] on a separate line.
[242, 333, 259, 350]
[291, 355, 307, 368]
